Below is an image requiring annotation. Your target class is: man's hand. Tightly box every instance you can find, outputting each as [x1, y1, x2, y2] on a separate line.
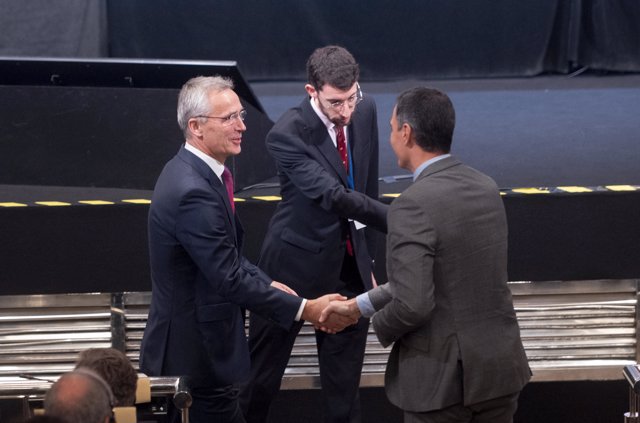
[270, 281, 298, 296]
[302, 294, 357, 334]
[319, 298, 361, 327]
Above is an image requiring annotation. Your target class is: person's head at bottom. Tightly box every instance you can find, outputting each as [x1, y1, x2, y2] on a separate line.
[44, 368, 114, 423]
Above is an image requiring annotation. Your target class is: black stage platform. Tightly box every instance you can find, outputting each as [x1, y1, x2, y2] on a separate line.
[2, 183, 639, 295]
[2, 74, 640, 423]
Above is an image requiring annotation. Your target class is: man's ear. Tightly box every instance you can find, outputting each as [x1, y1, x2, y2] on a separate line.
[187, 118, 202, 138]
[402, 123, 414, 147]
[304, 84, 317, 99]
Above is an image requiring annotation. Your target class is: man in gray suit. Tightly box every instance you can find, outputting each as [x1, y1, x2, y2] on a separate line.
[320, 86, 531, 423]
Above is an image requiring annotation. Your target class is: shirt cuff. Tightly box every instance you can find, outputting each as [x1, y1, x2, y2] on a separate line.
[295, 298, 307, 321]
[356, 292, 376, 318]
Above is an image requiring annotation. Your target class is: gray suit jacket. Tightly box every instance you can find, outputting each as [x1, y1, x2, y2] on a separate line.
[368, 156, 530, 412]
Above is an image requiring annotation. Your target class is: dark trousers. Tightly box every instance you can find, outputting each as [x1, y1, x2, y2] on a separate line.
[169, 383, 245, 423]
[241, 253, 369, 423]
[241, 314, 369, 423]
[404, 391, 520, 423]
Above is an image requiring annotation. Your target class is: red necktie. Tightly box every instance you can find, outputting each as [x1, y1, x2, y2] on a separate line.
[335, 126, 353, 256]
[335, 126, 349, 173]
[222, 167, 235, 213]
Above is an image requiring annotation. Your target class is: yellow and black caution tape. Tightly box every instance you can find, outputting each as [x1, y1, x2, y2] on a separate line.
[0, 198, 151, 208]
[1, 185, 637, 208]
[381, 185, 640, 199]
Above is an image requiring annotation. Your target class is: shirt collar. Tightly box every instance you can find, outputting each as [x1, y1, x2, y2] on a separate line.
[184, 142, 225, 181]
[413, 154, 451, 181]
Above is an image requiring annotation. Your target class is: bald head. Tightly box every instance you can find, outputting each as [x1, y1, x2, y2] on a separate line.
[44, 369, 113, 423]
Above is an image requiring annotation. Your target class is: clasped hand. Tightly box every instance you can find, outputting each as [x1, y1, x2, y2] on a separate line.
[303, 294, 361, 334]
[270, 281, 362, 334]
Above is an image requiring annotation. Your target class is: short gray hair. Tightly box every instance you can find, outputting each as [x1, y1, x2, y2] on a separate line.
[177, 75, 235, 137]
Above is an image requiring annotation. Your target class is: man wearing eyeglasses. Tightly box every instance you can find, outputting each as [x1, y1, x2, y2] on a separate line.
[242, 46, 388, 423]
[139, 76, 355, 423]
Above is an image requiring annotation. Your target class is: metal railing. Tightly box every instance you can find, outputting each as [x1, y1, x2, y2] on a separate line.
[623, 364, 640, 422]
[0, 279, 637, 392]
[0, 375, 192, 423]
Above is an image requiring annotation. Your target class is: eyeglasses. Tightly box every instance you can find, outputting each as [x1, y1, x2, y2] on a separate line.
[196, 109, 247, 126]
[319, 84, 363, 111]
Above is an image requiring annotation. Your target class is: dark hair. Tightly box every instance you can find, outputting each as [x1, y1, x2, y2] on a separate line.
[306, 45, 359, 91]
[395, 87, 455, 153]
[75, 348, 138, 406]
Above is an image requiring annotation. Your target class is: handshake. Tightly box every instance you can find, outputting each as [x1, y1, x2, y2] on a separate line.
[304, 294, 362, 334]
[270, 281, 362, 334]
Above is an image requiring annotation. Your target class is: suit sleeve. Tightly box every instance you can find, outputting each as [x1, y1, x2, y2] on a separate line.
[267, 113, 387, 233]
[363, 98, 385, 256]
[175, 185, 302, 329]
[371, 194, 436, 347]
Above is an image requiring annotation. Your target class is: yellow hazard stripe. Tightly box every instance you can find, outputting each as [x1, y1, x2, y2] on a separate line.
[2, 185, 638, 206]
[0, 202, 28, 207]
[35, 201, 71, 206]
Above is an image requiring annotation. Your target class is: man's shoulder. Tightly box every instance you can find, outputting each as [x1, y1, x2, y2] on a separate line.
[268, 101, 321, 144]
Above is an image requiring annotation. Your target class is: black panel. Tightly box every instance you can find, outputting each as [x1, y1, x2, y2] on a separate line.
[0, 58, 275, 191]
[0, 57, 264, 112]
[0, 203, 151, 295]
[504, 191, 640, 281]
[3, 187, 637, 296]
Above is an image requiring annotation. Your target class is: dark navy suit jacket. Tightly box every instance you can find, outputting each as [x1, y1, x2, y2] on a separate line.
[139, 145, 302, 387]
[258, 96, 388, 298]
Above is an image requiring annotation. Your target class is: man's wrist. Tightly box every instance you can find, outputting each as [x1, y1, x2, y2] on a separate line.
[295, 298, 308, 321]
[355, 292, 375, 318]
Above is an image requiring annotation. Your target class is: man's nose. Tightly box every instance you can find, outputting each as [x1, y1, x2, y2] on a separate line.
[340, 105, 353, 119]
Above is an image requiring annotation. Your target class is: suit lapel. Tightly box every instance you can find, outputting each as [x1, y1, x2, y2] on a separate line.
[177, 146, 238, 245]
[300, 99, 349, 186]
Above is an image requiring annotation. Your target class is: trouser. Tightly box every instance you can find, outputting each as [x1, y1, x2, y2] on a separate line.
[404, 391, 520, 423]
[241, 313, 369, 423]
[168, 383, 245, 423]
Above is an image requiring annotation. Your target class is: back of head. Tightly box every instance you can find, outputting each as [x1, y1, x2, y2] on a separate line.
[306, 45, 359, 90]
[44, 368, 114, 423]
[395, 87, 456, 153]
[75, 348, 138, 406]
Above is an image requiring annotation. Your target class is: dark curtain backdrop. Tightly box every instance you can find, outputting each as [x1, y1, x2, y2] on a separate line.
[104, 0, 640, 80]
[0, 0, 107, 57]
[2, 1, 638, 80]
[579, 0, 640, 71]
[106, 0, 564, 79]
